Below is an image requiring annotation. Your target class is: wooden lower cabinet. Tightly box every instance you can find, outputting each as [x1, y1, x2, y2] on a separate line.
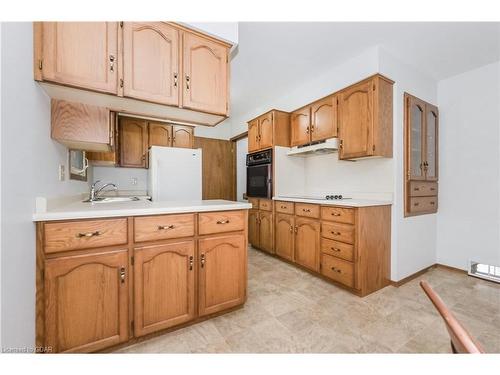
[44, 249, 129, 353]
[198, 234, 246, 316]
[275, 213, 294, 261]
[294, 217, 320, 272]
[259, 211, 274, 254]
[133, 241, 195, 337]
[248, 209, 260, 248]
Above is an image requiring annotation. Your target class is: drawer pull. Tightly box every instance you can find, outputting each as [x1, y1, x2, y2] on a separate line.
[430, 201, 435, 205]
[331, 213, 341, 216]
[289, 225, 293, 233]
[303, 209, 311, 212]
[158, 224, 175, 230]
[430, 187, 436, 191]
[119, 266, 126, 284]
[414, 202, 419, 206]
[331, 231, 341, 236]
[331, 266, 342, 274]
[200, 253, 205, 268]
[216, 219, 230, 224]
[281, 205, 287, 209]
[189, 255, 193, 271]
[331, 247, 341, 252]
[414, 187, 420, 191]
[76, 230, 101, 238]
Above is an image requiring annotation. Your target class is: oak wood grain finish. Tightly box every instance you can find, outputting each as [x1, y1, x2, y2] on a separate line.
[259, 199, 273, 211]
[148, 122, 172, 147]
[258, 211, 274, 254]
[408, 181, 438, 197]
[321, 206, 355, 224]
[275, 200, 294, 214]
[321, 222, 355, 244]
[246, 110, 290, 152]
[172, 125, 194, 148]
[44, 218, 128, 253]
[119, 117, 148, 168]
[248, 119, 260, 152]
[44, 249, 129, 353]
[258, 112, 274, 150]
[408, 196, 438, 214]
[198, 210, 245, 235]
[248, 198, 259, 210]
[321, 253, 354, 288]
[275, 213, 294, 261]
[311, 95, 337, 142]
[133, 214, 195, 242]
[321, 238, 354, 262]
[248, 209, 260, 248]
[290, 106, 311, 147]
[133, 241, 195, 337]
[294, 217, 320, 272]
[294, 203, 320, 218]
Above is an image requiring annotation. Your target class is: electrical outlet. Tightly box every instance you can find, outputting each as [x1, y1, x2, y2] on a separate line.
[131, 177, 138, 186]
[58, 165, 65, 181]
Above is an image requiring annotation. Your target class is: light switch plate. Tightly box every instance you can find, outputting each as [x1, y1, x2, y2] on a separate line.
[131, 177, 138, 186]
[58, 164, 65, 181]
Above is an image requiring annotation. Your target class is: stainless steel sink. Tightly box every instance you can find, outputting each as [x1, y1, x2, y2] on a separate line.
[83, 196, 148, 203]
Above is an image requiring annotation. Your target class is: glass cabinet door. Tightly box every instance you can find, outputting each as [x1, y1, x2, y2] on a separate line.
[425, 105, 438, 181]
[407, 96, 426, 180]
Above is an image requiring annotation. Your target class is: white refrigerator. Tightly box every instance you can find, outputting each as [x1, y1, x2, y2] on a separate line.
[148, 146, 202, 201]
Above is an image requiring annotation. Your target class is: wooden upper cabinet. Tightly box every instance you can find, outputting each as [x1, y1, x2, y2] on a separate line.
[258, 112, 274, 150]
[294, 217, 320, 272]
[148, 122, 172, 147]
[425, 104, 439, 181]
[44, 249, 128, 353]
[119, 117, 148, 168]
[338, 75, 393, 160]
[406, 95, 427, 180]
[123, 22, 179, 106]
[37, 22, 118, 94]
[198, 234, 246, 317]
[275, 213, 294, 261]
[311, 95, 337, 142]
[133, 241, 195, 337]
[172, 125, 194, 148]
[248, 119, 260, 153]
[291, 106, 311, 147]
[182, 32, 228, 115]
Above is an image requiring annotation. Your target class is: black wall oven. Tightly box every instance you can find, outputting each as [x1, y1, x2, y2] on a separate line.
[246, 149, 272, 198]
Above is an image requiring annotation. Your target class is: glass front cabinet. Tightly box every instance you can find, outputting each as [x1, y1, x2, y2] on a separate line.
[404, 93, 439, 216]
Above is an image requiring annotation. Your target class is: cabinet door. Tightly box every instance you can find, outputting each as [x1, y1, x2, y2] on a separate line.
[425, 104, 439, 181]
[40, 22, 118, 94]
[248, 119, 260, 152]
[406, 95, 426, 180]
[294, 217, 320, 272]
[275, 213, 294, 261]
[172, 125, 194, 148]
[259, 211, 274, 254]
[291, 107, 311, 147]
[248, 209, 260, 248]
[119, 117, 148, 168]
[259, 113, 274, 150]
[123, 22, 179, 106]
[198, 234, 246, 316]
[149, 122, 172, 147]
[338, 80, 374, 159]
[44, 250, 128, 353]
[134, 241, 195, 337]
[182, 32, 228, 115]
[311, 95, 337, 142]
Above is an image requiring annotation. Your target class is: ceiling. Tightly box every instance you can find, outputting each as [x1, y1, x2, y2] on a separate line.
[229, 22, 500, 119]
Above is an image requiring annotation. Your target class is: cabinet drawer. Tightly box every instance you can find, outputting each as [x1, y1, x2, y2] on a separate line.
[134, 214, 195, 242]
[295, 203, 320, 218]
[409, 196, 438, 214]
[321, 206, 355, 224]
[198, 210, 245, 235]
[259, 199, 273, 211]
[409, 181, 438, 197]
[321, 238, 354, 262]
[44, 218, 128, 253]
[275, 201, 294, 214]
[321, 222, 354, 244]
[248, 198, 259, 209]
[321, 253, 354, 288]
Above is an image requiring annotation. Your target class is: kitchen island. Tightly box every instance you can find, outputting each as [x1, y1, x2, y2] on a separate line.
[34, 199, 251, 353]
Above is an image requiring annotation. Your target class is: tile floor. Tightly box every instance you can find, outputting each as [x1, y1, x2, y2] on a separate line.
[117, 247, 500, 353]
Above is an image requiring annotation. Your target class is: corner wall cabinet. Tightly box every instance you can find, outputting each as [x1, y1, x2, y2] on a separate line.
[247, 110, 290, 153]
[36, 210, 248, 353]
[404, 93, 439, 216]
[34, 22, 231, 126]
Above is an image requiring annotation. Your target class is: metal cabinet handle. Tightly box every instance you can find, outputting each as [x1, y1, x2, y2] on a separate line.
[430, 201, 435, 205]
[303, 209, 311, 212]
[294, 226, 298, 233]
[186, 75, 190, 90]
[331, 266, 342, 274]
[173, 73, 178, 88]
[119, 266, 126, 283]
[158, 224, 175, 230]
[331, 213, 341, 216]
[289, 225, 293, 233]
[331, 247, 341, 252]
[331, 231, 341, 236]
[306, 126, 310, 134]
[76, 231, 101, 238]
[414, 187, 420, 191]
[216, 220, 230, 224]
[200, 254, 205, 268]
[281, 205, 287, 209]
[430, 187, 436, 191]
[414, 202, 420, 206]
[189, 255, 193, 271]
[109, 55, 115, 72]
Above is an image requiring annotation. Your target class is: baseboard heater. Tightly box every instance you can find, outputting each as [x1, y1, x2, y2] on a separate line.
[469, 261, 500, 284]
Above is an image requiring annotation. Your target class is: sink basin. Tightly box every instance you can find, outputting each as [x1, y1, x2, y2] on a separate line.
[83, 196, 148, 203]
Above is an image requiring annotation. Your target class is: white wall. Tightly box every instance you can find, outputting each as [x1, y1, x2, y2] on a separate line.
[92, 167, 148, 192]
[436, 61, 500, 270]
[0, 23, 88, 348]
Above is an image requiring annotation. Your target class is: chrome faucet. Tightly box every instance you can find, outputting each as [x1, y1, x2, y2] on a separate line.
[87, 180, 118, 202]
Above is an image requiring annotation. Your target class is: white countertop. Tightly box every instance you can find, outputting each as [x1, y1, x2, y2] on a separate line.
[33, 199, 252, 221]
[273, 196, 392, 207]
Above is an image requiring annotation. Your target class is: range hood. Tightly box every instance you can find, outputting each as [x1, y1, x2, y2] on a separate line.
[287, 138, 339, 156]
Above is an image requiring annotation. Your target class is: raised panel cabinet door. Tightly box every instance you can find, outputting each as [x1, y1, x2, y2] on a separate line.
[291, 107, 311, 147]
[248, 119, 260, 152]
[338, 80, 374, 159]
[182, 32, 228, 115]
[425, 104, 439, 181]
[44, 249, 128, 353]
[172, 125, 194, 148]
[294, 217, 320, 272]
[259, 211, 274, 254]
[275, 213, 294, 261]
[119, 117, 148, 168]
[259, 112, 274, 150]
[148, 122, 172, 147]
[248, 209, 260, 248]
[134, 241, 195, 337]
[198, 234, 246, 316]
[40, 22, 118, 94]
[406, 95, 426, 180]
[123, 22, 179, 106]
[311, 95, 337, 142]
